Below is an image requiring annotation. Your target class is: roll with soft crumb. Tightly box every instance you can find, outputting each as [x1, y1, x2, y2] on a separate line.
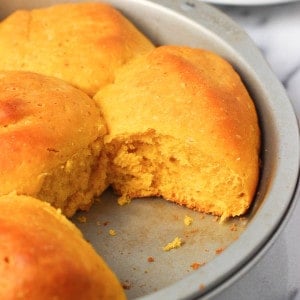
[0, 2, 154, 96]
[0, 70, 107, 217]
[94, 45, 261, 220]
[0, 194, 126, 300]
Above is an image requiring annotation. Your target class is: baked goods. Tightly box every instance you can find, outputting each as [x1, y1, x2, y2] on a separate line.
[0, 70, 107, 217]
[0, 193, 126, 300]
[94, 45, 261, 220]
[0, 1, 263, 298]
[0, 2, 154, 96]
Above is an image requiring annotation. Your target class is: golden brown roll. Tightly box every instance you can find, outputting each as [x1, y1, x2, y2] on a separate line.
[0, 70, 107, 217]
[0, 194, 126, 300]
[0, 2, 154, 96]
[94, 45, 261, 220]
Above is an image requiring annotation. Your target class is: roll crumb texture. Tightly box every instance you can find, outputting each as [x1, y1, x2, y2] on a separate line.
[95, 45, 261, 220]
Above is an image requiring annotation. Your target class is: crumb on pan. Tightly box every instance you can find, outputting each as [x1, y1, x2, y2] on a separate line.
[109, 229, 117, 236]
[121, 280, 131, 290]
[147, 256, 155, 263]
[215, 247, 225, 254]
[190, 262, 205, 270]
[163, 237, 182, 251]
[117, 194, 131, 206]
[184, 215, 193, 226]
[77, 216, 87, 223]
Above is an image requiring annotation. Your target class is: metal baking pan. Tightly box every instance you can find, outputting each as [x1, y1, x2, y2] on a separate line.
[1, 0, 299, 299]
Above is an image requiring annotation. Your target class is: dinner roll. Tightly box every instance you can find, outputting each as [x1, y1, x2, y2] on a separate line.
[0, 70, 107, 217]
[95, 45, 261, 220]
[0, 2, 154, 96]
[0, 194, 126, 300]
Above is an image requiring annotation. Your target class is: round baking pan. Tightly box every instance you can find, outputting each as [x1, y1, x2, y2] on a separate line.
[0, 0, 299, 299]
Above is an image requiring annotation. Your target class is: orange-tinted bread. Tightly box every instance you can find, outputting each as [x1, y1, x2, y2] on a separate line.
[95, 45, 261, 220]
[0, 194, 126, 300]
[0, 71, 107, 217]
[0, 2, 154, 96]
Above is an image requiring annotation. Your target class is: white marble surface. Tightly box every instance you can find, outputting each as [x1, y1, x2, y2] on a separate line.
[219, 1, 300, 118]
[206, 2, 300, 299]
